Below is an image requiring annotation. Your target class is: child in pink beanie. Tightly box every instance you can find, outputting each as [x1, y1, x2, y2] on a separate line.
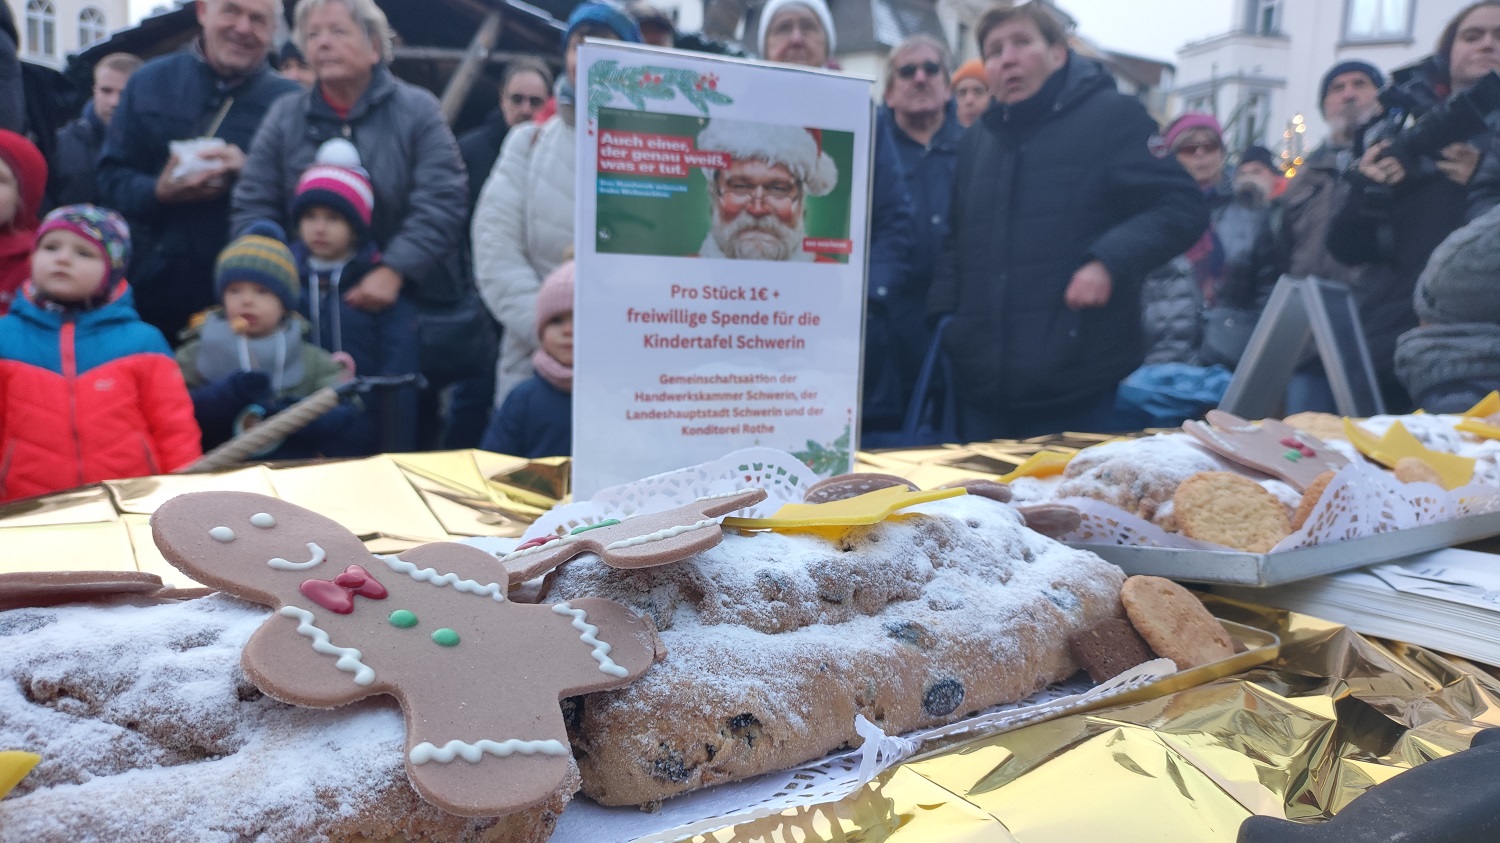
[480, 261, 572, 457]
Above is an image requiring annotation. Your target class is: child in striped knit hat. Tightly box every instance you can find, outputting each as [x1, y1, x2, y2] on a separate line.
[175, 221, 369, 458]
[286, 138, 420, 452]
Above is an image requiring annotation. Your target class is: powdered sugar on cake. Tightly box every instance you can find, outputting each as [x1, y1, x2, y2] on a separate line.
[0, 594, 567, 841]
[542, 494, 1124, 805]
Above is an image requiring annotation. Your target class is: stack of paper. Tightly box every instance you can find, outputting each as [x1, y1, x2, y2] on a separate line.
[1219, 548, 1500, 666]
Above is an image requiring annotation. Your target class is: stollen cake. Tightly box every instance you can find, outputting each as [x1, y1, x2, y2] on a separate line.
[541, 493, 1126, 805]
[0, 594, 568, 842]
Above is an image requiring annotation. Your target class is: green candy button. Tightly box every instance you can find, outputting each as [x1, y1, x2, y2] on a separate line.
[388, 610, 418, 628]
[431, 628, 460, 647]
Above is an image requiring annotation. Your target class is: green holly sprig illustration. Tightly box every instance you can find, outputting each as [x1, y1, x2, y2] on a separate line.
[588, 61, 733, 119]
[792, 421, 851, 477]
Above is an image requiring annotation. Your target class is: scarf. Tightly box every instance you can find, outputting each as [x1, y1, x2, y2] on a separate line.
[195, 311, 306, 394]
[304, 256, 349, 352]
[531, 346, 573, 393]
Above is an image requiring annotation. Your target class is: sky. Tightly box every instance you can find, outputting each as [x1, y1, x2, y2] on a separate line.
[126, 0, 1236, 65]
[1056, 0, 1234, 63]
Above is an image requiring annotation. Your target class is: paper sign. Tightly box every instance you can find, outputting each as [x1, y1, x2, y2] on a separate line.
[572, 42, 871, 496]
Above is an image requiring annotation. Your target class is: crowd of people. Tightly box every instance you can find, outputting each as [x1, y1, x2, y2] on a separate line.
[0, 0, 1498, 502]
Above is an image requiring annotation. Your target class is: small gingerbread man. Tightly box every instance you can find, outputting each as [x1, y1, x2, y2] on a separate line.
[1184, 410, 1348, 491]
[151, 491, 659, 818]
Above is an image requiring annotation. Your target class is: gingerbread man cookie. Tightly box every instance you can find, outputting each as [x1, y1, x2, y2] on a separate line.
[151, 491, 658, 818]
[1183, 410, 1347, 491]
[499, 487, 767, 583]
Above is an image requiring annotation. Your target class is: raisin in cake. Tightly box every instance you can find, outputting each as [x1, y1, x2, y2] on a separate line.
[542, 494, 1125, 805]
[0, 594, 568, 843]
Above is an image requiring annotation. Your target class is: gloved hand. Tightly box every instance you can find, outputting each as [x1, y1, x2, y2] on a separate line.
[228, 370, 272, 406]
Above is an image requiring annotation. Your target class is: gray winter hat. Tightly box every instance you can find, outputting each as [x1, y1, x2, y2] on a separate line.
[1415, 205, 1500, 325]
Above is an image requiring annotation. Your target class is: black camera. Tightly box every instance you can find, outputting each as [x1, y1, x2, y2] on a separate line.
[1356, 56, 1500, 171]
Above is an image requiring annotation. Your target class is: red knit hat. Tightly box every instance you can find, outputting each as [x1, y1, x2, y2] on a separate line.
[0, 130, 47, 231]
[291, 138, 374, 242]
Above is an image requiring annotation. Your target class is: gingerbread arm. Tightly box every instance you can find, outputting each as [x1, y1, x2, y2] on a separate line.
[379, 542, 512, 600]
[240, 611, 386, 707]
[541, 596, 660, 696]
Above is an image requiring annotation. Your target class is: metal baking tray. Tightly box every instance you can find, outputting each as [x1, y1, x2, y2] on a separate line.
[1068, 510, 1500, 587]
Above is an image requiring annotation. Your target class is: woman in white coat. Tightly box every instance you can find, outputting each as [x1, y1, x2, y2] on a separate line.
[471, 3, 639, 407]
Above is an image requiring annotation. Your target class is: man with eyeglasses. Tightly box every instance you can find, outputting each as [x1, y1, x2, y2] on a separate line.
[694, 119, 838, 261]
[865, 35, 964, 442]
[458, 58, 554, 217]
[755, 0, 915, 441]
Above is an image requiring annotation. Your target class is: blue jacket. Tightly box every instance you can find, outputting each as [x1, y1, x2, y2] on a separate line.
[864, 103, 961, 434]
[46, 101, 104, 211]
[97, 49, 299, 339]
[480, 375, 571, 458]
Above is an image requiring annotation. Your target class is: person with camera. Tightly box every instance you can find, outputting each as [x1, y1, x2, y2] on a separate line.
[1324, 6, 1500, 413]
[1453, 2, 1500, 219]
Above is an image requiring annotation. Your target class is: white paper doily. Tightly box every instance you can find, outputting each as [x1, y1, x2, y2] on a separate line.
[1062, 460, 1500, 553]
[550, 659, 1175, 843]
[523, 448, 817, 540]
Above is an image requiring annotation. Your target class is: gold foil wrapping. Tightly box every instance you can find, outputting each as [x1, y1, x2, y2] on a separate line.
[3, 446, 1497, 842]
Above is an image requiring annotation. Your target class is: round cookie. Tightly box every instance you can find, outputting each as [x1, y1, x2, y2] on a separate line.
[1120, 575, 1236, 670]
[803, 472, 916, 504]
[1291, 470, 1336, 531]
[1282, 411, 1347, 443]
[936, 478, 1013, 503]
[1394, 456, 1444, 485]
[1173, 471, 1291, 553]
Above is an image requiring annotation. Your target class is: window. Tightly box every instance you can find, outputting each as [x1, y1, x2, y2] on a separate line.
[78, 7, 106, 48]
[1247, 0, 1281, 35]
[25, 0, 56, 58]
[1240, 91, 1269, 147]
[1345, 0, 1412, 41]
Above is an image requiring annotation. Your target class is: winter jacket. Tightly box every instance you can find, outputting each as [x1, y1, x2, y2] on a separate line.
[479, 374, 571, 458]
[1327, 159, 1467, 389]
[97, 48, 299, 341]
[1141, 180, 1270, 365]
[457, 109, 511, 218]
[1395, 322, 1500, 414]
[232, 64, 468, 307]
[0, 282, 201, 501]
[0, 6, 21, 135]
[46, 102, 105, 210]
[176, 310, 358, 452]
[472, 108, 575, 404]
[929, 54, 1207, 412]
[864, 104, 957, 432]
[1465, 116, 1500, 222]
[1249, 142, 1361, 290]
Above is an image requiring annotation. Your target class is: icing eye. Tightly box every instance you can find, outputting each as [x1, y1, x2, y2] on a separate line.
[210, 526, 236, 543]
[250, 513, 276, 528]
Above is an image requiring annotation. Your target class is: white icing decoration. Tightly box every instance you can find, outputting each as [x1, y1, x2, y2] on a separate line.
[498, 531, 585, 563]
[209, 526, 235, 543]
[250, 512, 276, 528]
[604, 518, 718, 550]
[267, 542, 327, 571]
[409, 738, 569, 764]
[278, 606, 375, 686]
[552, 602, 629, 677]
[379, 554, 505, 601]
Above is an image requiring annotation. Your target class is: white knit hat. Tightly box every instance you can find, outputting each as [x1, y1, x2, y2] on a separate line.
[757, 0, 836, 58]
[696, 118, 839, 197]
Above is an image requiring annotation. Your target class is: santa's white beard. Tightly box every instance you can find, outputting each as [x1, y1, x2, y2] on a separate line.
[707, 209, 807, 261]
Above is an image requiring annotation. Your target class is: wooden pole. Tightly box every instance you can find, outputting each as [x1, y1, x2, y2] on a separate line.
[439, 9, 504, 126]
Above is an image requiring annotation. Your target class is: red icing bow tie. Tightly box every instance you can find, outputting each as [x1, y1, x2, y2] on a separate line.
[300, 565, 388, 614]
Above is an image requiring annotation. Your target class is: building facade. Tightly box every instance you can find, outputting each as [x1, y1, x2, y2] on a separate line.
[1174, 0, 1471, 161]
[8, 0, 129, 68]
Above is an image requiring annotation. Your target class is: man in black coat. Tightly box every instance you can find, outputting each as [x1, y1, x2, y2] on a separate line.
[456, 58, 552, 217]
[47, 53, 141, 211]
[96, 0, 298, 343]
[929, 4, 1206, 440]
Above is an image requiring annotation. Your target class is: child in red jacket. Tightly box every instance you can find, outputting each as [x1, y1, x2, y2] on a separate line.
[0, 205, 201, 502]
